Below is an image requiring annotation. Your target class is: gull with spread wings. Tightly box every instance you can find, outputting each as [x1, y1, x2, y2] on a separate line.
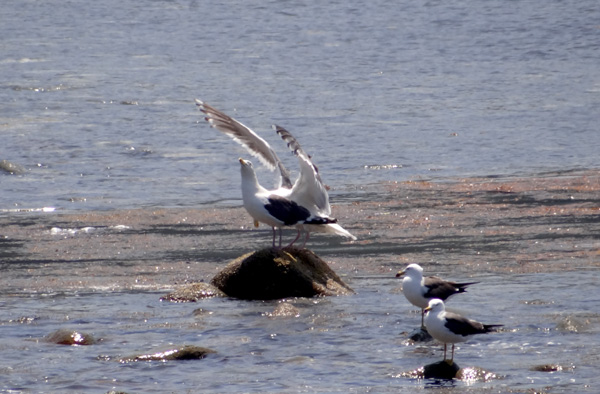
[195, 99, 356, 248]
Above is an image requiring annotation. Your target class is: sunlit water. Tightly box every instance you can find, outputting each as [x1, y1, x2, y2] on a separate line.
[1, 0, 599, 392]
[1, 271, 598, 393]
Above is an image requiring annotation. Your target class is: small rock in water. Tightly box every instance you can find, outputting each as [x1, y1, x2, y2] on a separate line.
[423, 360, 461, 379]
[264, 302, 301, 318]
[400, 361, 499, 382]
[0, 160, 26, 175]
[119, 345, 216, 363]
[9, 316, 39, 324]
[160, 282, 226, 302]
[46, 329, 99, 346]
[210, 247, 354, 300]
[531, 363, 573, 372]
[408, 327, 433, 342]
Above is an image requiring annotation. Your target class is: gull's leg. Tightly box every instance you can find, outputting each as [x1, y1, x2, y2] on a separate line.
[301, 230, 310, 248]
[421, 310, 425, 329]
[272, 227, 277, 248]
[278, 227, 283, 248]
[287, 229, 302, 248]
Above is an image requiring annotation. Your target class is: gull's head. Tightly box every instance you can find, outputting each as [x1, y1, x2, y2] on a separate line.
[239, 158, 258, 183]
[424, 298, 445, 314]
[239, 158, 254, 170]
[395, 263, 424, 279]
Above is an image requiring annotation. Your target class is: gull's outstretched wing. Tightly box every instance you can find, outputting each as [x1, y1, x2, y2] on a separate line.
[273, 125, 331, 216]
[195, 99, 292, 189]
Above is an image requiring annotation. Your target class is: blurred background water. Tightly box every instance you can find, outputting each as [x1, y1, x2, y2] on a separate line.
[2, 0, 598, 212]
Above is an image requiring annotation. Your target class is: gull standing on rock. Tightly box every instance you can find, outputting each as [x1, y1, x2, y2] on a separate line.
[396, 263, 477, 328]
[195, 100, 356, 248]
[424, 298, 502, 362]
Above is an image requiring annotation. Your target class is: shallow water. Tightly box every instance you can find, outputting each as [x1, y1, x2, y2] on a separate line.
[1, 174, 599, 392]
[1, 0, 599, 392]
[1, 272, 599, 393]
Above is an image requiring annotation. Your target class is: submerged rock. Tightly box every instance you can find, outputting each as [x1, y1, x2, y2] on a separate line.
[160, 282, 226, 302]
[119, 345, 216, 363]
[408, 327, 433, 342]
[555, 315, 590, 333]
[210, 247, 354, 300]
[264, 302, 301, 318]
[531, 363, 574, 372]
[0, 160, 26, 175]
[46, 329, 99, 346]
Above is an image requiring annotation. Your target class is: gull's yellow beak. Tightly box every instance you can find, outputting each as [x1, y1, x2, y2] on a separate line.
[395, 269, 406, 278]
[239, 158, 247, 165]
[424, 306, 432, 313]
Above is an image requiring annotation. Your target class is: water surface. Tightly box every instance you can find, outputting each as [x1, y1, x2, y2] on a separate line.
[2, 0, 599, 211]
[1, 0, 599, 392]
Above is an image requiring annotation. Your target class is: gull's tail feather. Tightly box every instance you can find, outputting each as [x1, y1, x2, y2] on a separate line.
[482, 324, 503, 333]
[304, 223, 357, 240]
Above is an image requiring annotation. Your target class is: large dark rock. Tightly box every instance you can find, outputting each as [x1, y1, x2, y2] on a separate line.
[210, 247, 354, 300]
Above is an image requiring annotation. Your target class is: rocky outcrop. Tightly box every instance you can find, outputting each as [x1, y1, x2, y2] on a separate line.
[161, 247, 353, 302]
[209, 247, 354, 300]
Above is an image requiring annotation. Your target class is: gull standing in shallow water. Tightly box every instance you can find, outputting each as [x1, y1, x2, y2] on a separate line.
[424, 298, 502, 362]
[396, 264, 477, 328]
[195, 99, 356, 248]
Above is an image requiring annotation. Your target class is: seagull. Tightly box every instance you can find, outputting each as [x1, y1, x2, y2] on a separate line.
[424, 298, 502, 362]
[195, 99, 356, 247]
[238, 157, 338, 247]
[396, 264, 477, 328]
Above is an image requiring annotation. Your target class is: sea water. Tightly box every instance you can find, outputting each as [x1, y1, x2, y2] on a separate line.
[2, 0, 598, 212]
[1, 0, 599, 392]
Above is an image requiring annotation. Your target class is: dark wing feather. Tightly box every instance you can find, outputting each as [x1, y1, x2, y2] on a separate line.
[444, 312, 502, 337]
[264, 195, 311, 226]
[423, 276, 476, 300]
